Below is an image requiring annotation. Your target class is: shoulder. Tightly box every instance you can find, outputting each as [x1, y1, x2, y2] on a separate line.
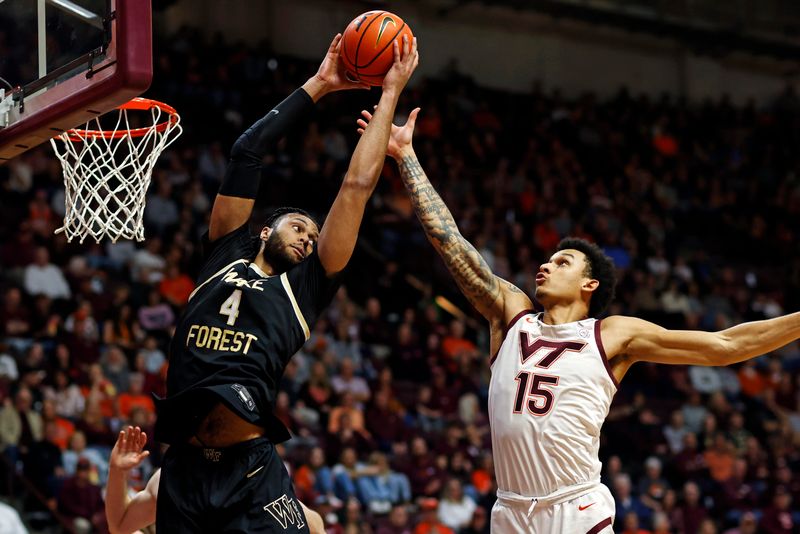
[147, 468, 161, 497]
[599, 315, 662, 357]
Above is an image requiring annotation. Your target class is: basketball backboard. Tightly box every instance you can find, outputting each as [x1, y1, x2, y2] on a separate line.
[0, 0, 152, 162]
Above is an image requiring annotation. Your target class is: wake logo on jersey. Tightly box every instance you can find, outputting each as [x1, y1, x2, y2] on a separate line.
[222, 270, 267, 291]
[264, 494, 306, 530]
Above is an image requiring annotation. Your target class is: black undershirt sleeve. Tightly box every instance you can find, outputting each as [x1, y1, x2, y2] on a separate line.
[218, 88, 315, 199]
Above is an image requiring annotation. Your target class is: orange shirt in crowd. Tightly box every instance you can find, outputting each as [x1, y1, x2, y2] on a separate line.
[738, 367, 766, 398]
[117, 393, 156, 419]
[50, 417, 75, 450]
[159, 273, 196, 307]
[704, 449, 735, 482]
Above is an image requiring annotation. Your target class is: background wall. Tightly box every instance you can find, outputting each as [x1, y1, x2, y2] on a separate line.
[158, 0, 795, 103]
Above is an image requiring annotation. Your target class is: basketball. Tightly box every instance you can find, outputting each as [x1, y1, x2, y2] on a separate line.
[341, 10, 414, 86]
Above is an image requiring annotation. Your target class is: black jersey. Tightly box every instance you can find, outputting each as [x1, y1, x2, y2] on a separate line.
[154, 224, 340, 444]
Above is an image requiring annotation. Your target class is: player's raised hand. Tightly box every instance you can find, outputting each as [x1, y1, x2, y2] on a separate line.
[311, 34, 371, 94]
[382, 35, 419, 96]
[109, 426, 150, 472]
[357, 106, 420, 160]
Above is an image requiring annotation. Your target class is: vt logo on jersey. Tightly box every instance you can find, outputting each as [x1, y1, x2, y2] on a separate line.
[513, 335, 588, 416]
[264, 494, 306, 530]
[375, 16, 396, 46]
[519, 333, 587, 366]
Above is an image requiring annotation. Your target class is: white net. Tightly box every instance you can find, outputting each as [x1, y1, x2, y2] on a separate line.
[50, 99, 183, 243]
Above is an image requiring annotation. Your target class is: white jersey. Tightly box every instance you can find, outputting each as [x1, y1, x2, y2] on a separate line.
[488, 311, 618, 499]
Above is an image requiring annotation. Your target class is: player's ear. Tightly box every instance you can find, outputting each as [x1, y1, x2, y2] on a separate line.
[582, 278, 599, 294]
[260, 226, 272, 241]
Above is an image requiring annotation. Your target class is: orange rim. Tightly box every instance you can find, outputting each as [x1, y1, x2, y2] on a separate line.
[65, 97, 180, 141]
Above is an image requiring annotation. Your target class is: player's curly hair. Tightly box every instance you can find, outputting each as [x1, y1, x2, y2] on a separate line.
[556, 238, 617, 318]
[263, 207, 319, 229]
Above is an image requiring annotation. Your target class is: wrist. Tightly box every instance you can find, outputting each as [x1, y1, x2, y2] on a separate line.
[302, 77, 330, 103]
[394, 146, 415, 161]
[380, 87, 401, 103]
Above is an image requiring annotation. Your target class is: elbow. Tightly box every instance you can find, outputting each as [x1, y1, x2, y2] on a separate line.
[710, 333, 736, 366]
[341, 175, 377, 195]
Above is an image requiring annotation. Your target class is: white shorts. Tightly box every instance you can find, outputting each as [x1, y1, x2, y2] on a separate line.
[490, 484, 615, 533]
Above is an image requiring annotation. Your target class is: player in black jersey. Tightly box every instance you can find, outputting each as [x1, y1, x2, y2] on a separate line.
[153, 34, 419, 533]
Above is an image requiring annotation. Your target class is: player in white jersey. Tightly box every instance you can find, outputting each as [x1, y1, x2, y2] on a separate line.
[356, 108, 800, 533]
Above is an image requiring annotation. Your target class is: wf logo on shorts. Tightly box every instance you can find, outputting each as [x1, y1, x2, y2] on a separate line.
[264, 494, 306, 530]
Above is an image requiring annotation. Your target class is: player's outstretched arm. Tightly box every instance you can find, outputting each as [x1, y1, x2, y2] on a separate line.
[357, 109, 532, 324]
[316, 36, 418, 275]
[209, 34, 369, 241]
[106, 426, 157, 534]
[300, 501, 325, 534]
[602, 312, 800, 368]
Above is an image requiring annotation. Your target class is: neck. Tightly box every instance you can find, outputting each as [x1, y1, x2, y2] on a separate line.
[541, 301, 589, 325]
[253, 255, 277, 276]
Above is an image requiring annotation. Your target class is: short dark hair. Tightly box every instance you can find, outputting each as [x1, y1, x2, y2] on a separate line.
[556, 237, 617, 317]
[263, 207, 319, 229]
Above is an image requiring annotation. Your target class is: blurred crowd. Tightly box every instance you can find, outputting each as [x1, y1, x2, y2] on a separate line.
[0, 23, 799, 534]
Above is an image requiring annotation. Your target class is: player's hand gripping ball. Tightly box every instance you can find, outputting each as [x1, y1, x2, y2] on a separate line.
[341, 11, 415, 86]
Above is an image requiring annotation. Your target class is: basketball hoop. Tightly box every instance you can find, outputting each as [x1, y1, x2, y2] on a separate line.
[50, 98, 183, 243]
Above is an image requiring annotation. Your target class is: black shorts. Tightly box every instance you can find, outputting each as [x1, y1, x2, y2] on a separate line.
[156, 437, 310, 533]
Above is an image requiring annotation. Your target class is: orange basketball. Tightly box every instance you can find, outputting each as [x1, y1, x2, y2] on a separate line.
[341, 11, 414, 87]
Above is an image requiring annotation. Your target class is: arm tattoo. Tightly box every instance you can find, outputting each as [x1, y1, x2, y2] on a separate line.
[398, 155, 501, 311]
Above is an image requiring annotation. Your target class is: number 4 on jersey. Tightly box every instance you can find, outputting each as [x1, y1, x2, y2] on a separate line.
[220, 289, 242, 326]
[513, 335, 587, 416]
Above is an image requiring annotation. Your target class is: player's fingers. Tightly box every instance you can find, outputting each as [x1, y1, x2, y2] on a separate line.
[409, 37, 417, 61]
[360, 109, 373, 119]
[138, 451, 150, 460]
[328, 33, 342, 53]
[408, 107, 421, 126]
[392, 39, 400, 64]
[356, 128, 365, 135]
[357, 119, 368, 129]
[402, 34, 410, 60]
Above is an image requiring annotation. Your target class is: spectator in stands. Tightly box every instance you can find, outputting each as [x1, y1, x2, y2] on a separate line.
[102, 303, 143, 352]
[101, 345, 130, 397]
[23, 247, 71, 300]
[137, 289, 175, 333]
[23, 420, 64, 500]
[40, 398, 74, 450]
[759, 486, 795, 534]
[437, 478, 477, 532]
[57, 457, 105, 534]
[62, 430, 107, 482]
[43, 370, 85, 420]
[0, 387, 43, 463]
[0, 287, 31, 338]
[663, 410, 688, 454]
[117, 373, 156, 420]
[613, 473, 650, 527]
[376, 504, 412, 534]
[365, 389, 407, 452]
[620, 510, 649, 534]
[413, 498, 454, 534]
[332, 358, 370, 406]
[158, 263, 195, 307]
[672, 481, 707, 534]
[356, 452, 411, 514]
[723, 511, 758, 534]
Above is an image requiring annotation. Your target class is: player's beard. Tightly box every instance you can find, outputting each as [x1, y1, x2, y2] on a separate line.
[261, 231, 301, 274]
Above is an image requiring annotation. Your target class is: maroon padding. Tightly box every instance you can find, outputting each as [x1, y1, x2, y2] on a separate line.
[489, 308, 536, 366]
[586, 517, 612, 534]
[0, 0, 152, 162]
[594, 319, 620, 389]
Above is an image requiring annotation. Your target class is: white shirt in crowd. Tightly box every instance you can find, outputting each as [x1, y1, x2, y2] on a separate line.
[23, 263, 71, 300]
